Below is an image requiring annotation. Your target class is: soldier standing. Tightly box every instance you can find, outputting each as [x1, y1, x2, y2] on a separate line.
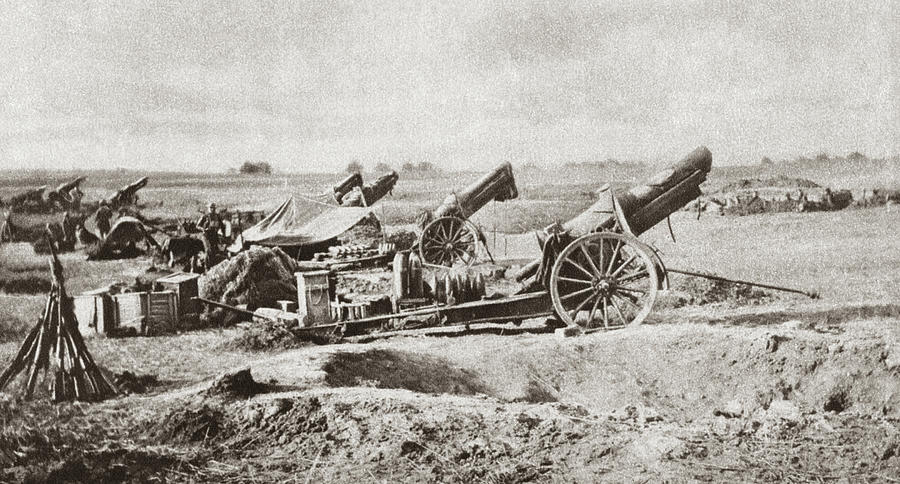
[196, 202, 224, 266]
[95, 201, 113, 238]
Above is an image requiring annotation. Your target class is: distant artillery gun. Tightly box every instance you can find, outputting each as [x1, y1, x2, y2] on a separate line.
[105, 177, 149, 209]
[417, 162, 519, 267]
[333, 172, 363, 205]
[43, 176, 86, 210]
[87, 216, 161, 260]
[4, 185, 49, 210]
[334, 170, 399, 207]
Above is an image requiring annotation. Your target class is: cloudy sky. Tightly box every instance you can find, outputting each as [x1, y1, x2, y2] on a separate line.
[0, 0, 896, 172]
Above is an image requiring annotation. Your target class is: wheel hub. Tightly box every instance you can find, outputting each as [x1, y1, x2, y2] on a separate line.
[593, 278, 616, 296]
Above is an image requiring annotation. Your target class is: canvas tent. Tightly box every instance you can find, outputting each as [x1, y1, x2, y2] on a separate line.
[238, 195, 374, 248]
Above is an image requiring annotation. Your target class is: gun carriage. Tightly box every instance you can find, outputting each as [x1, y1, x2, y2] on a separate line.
[417, 162, 518, 267]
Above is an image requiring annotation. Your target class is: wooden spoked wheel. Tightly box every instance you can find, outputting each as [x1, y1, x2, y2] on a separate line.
[549, 232, 659, 329]
[418, 216, 479, 267]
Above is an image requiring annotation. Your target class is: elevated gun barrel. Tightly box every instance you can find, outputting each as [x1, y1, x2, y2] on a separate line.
[339, 170, 399, 207]
[333, 172, 364, 204]
[517, 147, 712, 282]
[561, 146, 712, 238]
[7, 186, 48, 206]
[55, 176, 86, 194]
[433, 162, 518, 219]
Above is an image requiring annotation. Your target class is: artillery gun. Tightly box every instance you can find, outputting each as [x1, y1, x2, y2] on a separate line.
[417, 162, 518, 267]
[44, 176, 86, 210]
[335, 170, 399, 207]
[5, 185, 49, 210]
[105, 177, 148, 209]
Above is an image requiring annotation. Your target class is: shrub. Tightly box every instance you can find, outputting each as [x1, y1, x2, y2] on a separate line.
[238, 161, 273, 175]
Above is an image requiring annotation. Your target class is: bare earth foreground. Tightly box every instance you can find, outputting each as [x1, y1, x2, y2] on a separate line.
[1, 207, 899, 482]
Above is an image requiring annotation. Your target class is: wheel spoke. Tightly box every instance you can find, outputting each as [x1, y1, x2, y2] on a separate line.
[579, 244, 604, 278]
[587, 295, 602, 328]
[602, 297, 609, 329]
[559, 286, 594, 303]
[557, 276, 591, 285]
[608, 297, 628, 326]
[606, 240, 622, 274]
[612, 291, 640, 310]
[610, 254, 637, 278]
[616, 285, 647, 295]
[568, 293, 594, 320]
[563, 257, 595, 280]
[447, 223, 462, 244]
[618, 270, 649, 284]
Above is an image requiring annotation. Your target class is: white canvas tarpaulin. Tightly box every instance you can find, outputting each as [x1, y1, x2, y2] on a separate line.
[239, 196, 374, 247]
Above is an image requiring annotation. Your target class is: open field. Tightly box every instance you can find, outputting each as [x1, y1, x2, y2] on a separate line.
[1, 168, 899, 482]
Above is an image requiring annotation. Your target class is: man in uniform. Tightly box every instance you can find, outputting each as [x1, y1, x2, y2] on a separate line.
[95, 200, 113, 238]
[196, 202, 224, 266]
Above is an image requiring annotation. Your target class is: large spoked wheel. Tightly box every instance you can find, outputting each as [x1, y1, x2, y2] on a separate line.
[418, 216, 480, 267]
[549, 232, 659, 329]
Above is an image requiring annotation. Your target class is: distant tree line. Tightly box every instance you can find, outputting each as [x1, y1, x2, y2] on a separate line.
[759, 151, 871, 165]
[239, 161, 273, 175]
[345, 160, 439, 174]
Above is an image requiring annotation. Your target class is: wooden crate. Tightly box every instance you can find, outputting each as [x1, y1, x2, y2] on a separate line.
[146, 291, 178, 334]
[72, 292, 115, 337]
[113, 292, 147, 335]
[154, 272, 200, 316]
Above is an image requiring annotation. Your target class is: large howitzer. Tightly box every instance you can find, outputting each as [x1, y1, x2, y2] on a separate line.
[336, 171, 399, 207]
[106, 177, 148, 208]
[417, 162, 518, 267]
[333, 173, 363, 205]
[44, 176, 86, 209]
[5, 185, 48, 209]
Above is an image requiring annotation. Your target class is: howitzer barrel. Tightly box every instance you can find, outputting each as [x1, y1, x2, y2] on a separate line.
[55, 176, 86, 194]
[123, 177, 149, 195]
[8, 186, 48, 206]
[333, 172, 363, 204]
[433, 162, 518, 219]
[516, 147, 712, 283]
[340, 170, 399, 207]
[359, 170, 398, 206]
[561, 146, 712, 237]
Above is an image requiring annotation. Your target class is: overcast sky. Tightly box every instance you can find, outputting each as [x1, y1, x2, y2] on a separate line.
[0, 0, 896, 172]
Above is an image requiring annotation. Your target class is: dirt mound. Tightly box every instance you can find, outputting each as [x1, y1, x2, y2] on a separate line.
[206, 368, 265, 398]
[199, 246, 299, 324]
[113, 371, 160, 395]
[671, 273, 774, 306]
[719, 175, 821, 192]
[149, 404, 229, 444]
[322, 349, 491, 395]
[220, 318, 326, 352]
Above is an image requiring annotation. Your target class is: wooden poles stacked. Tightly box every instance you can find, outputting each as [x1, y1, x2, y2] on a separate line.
[0, 228, 117, 402]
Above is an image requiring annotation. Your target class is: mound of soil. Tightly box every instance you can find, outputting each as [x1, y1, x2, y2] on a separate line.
[206, 368, 265, 398]
[221, 319, 320, 352]
[719, 175, 821, 193]
[199, 247, 300, 324]
[337, 213, 383, 247]
[673, 274, 774, 306]
[113, 371, 160, 395]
